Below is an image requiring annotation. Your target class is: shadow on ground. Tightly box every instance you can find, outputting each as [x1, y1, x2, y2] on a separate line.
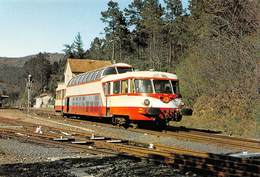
[166, 126, 222, 134]
[0, 155, 193, 177]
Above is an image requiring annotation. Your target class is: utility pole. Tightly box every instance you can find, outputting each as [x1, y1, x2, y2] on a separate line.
[27, 74, 32, 113]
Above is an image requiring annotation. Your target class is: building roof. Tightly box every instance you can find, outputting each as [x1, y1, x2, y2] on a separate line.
[67, 58, 112, 74]
[34, 93, 51, 98]
[0, 95, 8, 99]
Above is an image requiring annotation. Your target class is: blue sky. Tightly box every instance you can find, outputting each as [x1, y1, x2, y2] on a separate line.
[0, 0, 189, 57]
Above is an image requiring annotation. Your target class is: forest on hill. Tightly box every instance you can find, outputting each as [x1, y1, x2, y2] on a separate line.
[64, 0, 259, 137]
[0, 0, 259, 137]
[0, 53, 65, 104]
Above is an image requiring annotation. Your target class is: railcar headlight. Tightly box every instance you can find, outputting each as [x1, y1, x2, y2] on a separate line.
[144, 99, 150, 106]
[172, 98, 181, 107]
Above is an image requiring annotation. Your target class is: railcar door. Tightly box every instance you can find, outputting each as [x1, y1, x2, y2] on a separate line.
[66, 97, 70, 113]
[61, 89, 65, 112]
[103, 82, 111, 117]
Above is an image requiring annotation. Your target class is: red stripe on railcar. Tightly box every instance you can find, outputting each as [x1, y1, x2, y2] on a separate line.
[55, 106, 63, 112]
[62, 105, 178, 121]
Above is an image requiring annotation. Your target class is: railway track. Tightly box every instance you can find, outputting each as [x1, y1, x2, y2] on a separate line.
[26, 108, 260, 153]
[0, 119, 259, 177]
[130, 127, 260, 152]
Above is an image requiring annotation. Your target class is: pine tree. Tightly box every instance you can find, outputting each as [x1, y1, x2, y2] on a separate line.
[140, 0, 164, 69]
[89, 37, 105, 59]
[63, 33, 85, 59]
[101, 0, 130, 62]
[73, 32, 85, 59]
[164, 0, 183, 20]
[125, 0, 148, 63]
[63, 44, 75, 58]
[164, 0, 184, 70]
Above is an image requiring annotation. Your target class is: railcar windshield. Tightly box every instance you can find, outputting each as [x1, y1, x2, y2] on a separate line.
[134, 79, 153, 93]
[103, 67, 117, 76]
[133, 79, 179, 94]
[117, 67, 133, 74]
[171, 80, 180, 94]
[153, 80, 173, 94]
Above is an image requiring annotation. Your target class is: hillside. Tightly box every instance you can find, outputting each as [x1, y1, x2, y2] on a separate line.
[0, 53, 64, 68]
[0, 53, 65, 103]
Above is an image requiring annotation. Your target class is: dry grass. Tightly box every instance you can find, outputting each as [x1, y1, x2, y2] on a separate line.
[175, 115, 258, 139]
[173, 92, 260, 139]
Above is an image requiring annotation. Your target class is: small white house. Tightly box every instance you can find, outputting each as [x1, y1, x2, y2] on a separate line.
[34, 94, 53, 108]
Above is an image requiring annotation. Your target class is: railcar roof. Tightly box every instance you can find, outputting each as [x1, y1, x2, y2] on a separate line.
[111, 63, 132, 67]
[67, 63, 133, 86]
[101, 71, 178, 82]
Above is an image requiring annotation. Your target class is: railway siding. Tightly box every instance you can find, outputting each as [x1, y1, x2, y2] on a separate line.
[0, 122, 259, 177]
[26, 108, 260, 153]
[0, 109, 259, 176]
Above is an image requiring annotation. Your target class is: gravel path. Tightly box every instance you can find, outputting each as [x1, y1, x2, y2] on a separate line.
[0, 135, 90, 164]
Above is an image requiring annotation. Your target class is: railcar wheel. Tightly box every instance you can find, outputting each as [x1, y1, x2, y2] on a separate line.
[112, 116, 130, 128]
[155, 119, 168, 130]
[176, 113, 182, 122]
[62, 111, 67, 118]
[111, 116, 117, 125]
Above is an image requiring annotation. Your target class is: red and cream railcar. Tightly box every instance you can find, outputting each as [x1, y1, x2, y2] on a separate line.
[55, 83, 66, 112]
[55, 63, 184, 126]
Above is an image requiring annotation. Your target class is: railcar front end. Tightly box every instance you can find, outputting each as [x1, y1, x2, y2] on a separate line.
[103, 74, 184, 126]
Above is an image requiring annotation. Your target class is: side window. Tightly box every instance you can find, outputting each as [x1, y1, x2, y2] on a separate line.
[75, 78, 79, 85]
[171, 80, 180, 94]
[103, 82, 111, 95]
[82, 73, 89, 83]
[113, 81, 121, 94]
[134, 79, 153, 93]
[82, 96, 84, 106]
[87, 72, 94, 82]
[71, 78, 77, 85]
[91, 71, 98, 81]
[130, 79, 135, 93]
[81, 75, 86, 84]
[121, 80, 128, 94]
[95, 70, 102, 80]
[68, 79, 73, 86]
